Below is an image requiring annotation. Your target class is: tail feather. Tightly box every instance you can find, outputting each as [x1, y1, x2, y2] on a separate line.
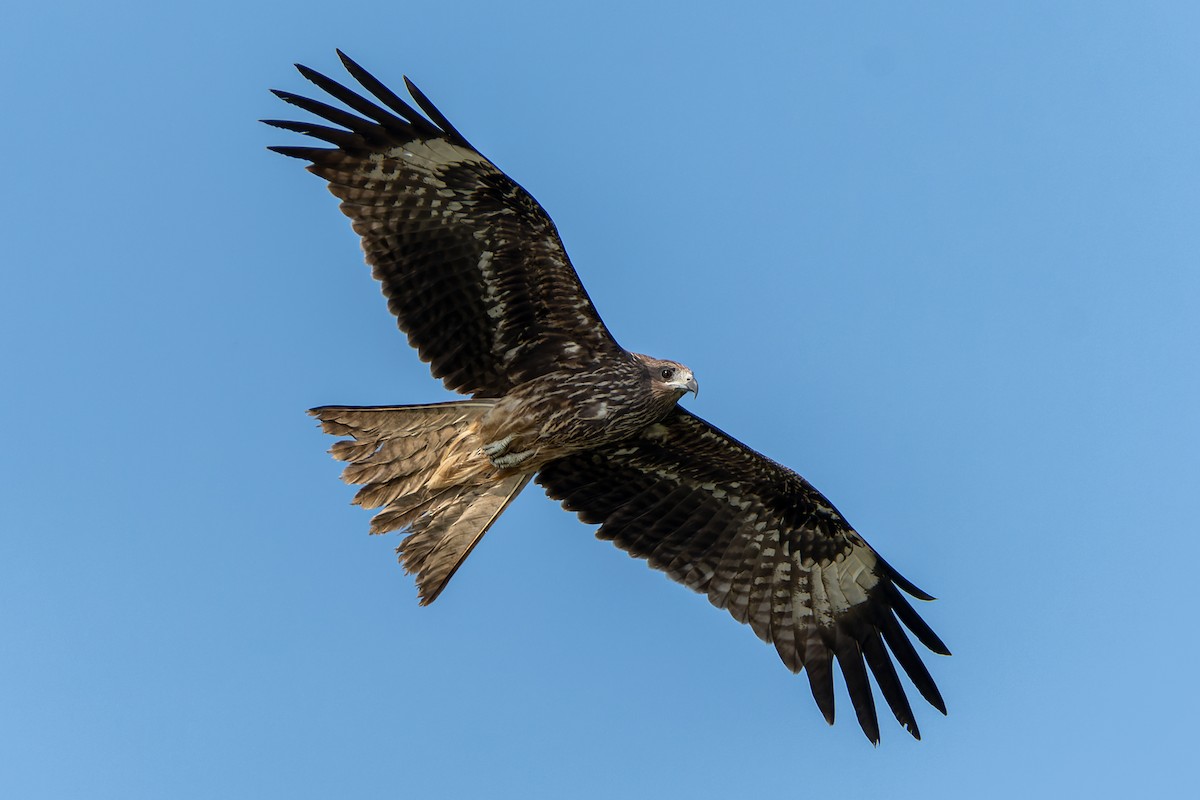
[398, 472, 532, 604]
[368, 483, 459, 532]
[309, 402, 532, 603]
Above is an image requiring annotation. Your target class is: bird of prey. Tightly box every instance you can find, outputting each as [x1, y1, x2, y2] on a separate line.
[267, 51, 949, 743]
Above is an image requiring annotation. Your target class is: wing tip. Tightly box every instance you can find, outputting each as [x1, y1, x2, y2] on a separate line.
[267, 144, 330, 161]
[269, 87, 301, 105]
[879, 555, 938, 602]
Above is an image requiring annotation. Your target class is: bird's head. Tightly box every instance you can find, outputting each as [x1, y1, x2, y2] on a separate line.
[635, 354, 698, 400]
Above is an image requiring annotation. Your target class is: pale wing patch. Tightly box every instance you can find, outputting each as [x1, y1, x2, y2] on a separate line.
[689, 478, 881, 629]
[380, 139, 489, 176]
[808, 549, 876, 625]
[360, 148, 485, 223]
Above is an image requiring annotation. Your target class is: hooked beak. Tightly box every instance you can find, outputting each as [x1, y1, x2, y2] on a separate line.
[685, 375, 699, 397]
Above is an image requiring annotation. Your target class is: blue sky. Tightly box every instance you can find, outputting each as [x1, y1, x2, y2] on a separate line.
[3, 1, 1197, 797]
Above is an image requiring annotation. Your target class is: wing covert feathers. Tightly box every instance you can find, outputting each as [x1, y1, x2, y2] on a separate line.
[269, 53, 623, 398]
[537, 408, 949, 743]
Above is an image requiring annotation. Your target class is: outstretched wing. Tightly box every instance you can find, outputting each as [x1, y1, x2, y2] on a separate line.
[266, 52, 623, 397]
[536, 408, 950, 743]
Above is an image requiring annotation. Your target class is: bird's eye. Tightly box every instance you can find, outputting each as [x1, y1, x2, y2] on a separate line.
[660, 367, 675, 380]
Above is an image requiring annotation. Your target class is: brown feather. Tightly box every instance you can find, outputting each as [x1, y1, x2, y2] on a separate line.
[309, 402, 535, 603]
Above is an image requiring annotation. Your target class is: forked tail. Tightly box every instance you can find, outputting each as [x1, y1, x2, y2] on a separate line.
[310, 402, 532, 604]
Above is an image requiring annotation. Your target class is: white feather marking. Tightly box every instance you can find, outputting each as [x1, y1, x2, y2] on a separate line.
[818, 556, 873, 614]
[809, 568, 833, 626]
[792, 584, 813, 618]
[643, 424, 669, 440]
[822, 564, 850, 614]
[848, 551, 879, 597]
[478, 247, 506, 320]
[773, 561, 791, 592]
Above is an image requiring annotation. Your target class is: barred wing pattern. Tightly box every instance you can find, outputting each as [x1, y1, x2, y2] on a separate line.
[267, 51, 623, 397]
[537, 408, 949, 743]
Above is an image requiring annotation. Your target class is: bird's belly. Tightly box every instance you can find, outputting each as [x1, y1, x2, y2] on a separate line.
[478, 377, 667, 469]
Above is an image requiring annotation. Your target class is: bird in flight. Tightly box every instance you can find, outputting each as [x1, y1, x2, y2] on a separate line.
[266, 51, 949, 743]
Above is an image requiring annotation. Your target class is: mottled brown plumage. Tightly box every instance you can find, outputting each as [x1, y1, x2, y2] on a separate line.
[269, 52, 949, 743]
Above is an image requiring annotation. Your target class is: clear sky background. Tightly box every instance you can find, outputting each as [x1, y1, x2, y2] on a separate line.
[3, 2, 1197, 797]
